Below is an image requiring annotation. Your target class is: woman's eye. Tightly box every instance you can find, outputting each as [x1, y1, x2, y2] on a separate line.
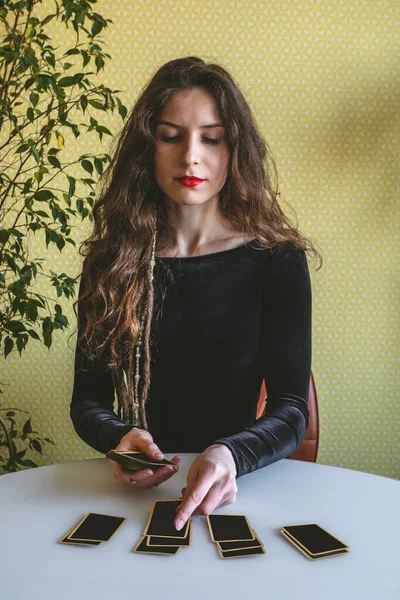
[204, 138, 223, 145]
[161, 135, 180, 142]
[160, 135, 223, 145]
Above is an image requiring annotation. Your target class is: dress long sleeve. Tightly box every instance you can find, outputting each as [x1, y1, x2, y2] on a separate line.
[69, 278, 134, 454]
[213, 244, 311, 476]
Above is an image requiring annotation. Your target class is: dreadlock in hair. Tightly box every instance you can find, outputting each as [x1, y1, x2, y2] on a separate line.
[74, 55, 322, 431]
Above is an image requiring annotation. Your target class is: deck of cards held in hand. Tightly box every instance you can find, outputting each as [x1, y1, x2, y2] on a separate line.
[106, 449, 174, 471]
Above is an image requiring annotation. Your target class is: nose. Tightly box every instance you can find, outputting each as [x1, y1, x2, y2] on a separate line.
[181, 134, 200, 166]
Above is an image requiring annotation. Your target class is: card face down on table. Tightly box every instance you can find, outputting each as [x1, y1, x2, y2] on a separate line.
[106, 450, 174, 471]
[59, 513, 126, 546]
[280, 524, 349, 560]
[207, 514, 255, 543]
[133, 499, 192, 556]
[206, 514, 266, 559]
[143, 499, 190, 539]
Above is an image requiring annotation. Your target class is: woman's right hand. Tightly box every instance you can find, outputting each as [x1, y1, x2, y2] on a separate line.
[108, 427, 181, 488]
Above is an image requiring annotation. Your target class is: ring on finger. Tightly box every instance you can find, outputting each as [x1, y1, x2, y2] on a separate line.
[153, 482, 159, 487]
[128, 472, 137, 485]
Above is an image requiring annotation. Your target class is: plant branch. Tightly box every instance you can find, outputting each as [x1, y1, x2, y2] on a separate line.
[0, 414, 14, 457]
[0, 9, 20, 101]
[1, 1, 37, 103]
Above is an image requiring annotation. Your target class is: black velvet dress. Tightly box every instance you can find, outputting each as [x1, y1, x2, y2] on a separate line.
[70, 240, 312, 478]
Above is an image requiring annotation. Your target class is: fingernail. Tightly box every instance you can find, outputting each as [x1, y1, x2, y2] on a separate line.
[175, 519, 184, 531]
[145, 470, 153, 476]
[155, 452, 164, 459]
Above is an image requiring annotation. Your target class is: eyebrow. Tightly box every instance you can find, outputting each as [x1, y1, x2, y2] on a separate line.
[157, 120, 225, 129]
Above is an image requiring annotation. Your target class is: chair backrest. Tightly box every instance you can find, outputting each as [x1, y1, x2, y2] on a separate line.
[256, 371, 319, 462]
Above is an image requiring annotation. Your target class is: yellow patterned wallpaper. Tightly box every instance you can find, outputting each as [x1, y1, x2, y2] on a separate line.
[2, 0, 399, 479]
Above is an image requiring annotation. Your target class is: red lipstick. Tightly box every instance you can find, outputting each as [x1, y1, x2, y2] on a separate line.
[176, 176, 204, 187]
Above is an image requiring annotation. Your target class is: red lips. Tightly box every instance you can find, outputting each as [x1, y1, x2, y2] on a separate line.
[176, 176, 204, 187]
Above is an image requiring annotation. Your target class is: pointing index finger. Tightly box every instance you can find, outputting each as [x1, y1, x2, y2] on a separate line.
[174, 479, 210, 531]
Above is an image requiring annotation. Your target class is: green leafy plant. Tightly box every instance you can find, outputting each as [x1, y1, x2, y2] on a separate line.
[0, 0, 127, 471]
[0, 407, 55, 471]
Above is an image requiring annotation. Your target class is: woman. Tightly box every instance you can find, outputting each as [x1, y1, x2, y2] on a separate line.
[70, 56, 321, 532]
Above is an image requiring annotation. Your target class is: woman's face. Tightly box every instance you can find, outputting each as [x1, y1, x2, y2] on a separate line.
[154, 87, 230, 208]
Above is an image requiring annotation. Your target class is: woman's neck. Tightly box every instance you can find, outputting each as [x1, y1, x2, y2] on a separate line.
[156, 204, 253, 258]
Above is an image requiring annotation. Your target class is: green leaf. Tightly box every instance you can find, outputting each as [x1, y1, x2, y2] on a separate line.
[81, 159, 93, 174]
[34, 190, 53, 201]
[28, 330, 40, 340]
[9, 227, 23, 238]
[30, 439, 42, 454]
[16, 143, 29, 153]
[6, 412, 16, 417]
[48, 155, 62, 169]
[31, 147, 40, 164]
[29, 92, 39, 106]
[19, 459, 38, 468]
[97, 125, 112, 136]
[24, 76, 35, 90]
[4, 337, 14, 359]
[56, 237, 65, 251]
[73, 73, 84, 85]
[10, 450, 27, 462]
[118, 104, 127, 120]
[16, 336, 27, 355]
[76, 199, 83, 213]
[54, 313, 68, 328]
[94, 157, 103, 175]
[8, 321, 26, 333]
[41, 14, 56, 26]
[26, 301, 38, 321]
[0, 229, 10, 244]
[80, 94, 88, 112]
[91, 21, 103, 36]
[42, 317, 53, 348]
[23, 178, 33, 193]
[67, 175, 76, 199]
[34, 170, 43, 185]
[45, 52, 56, 68]
[95, 55, 104, 72]
[81, 51, 90, 68]
[58, 76, 75, 87]
[23, 418, 32, 435]
[88, 99, 105, 111]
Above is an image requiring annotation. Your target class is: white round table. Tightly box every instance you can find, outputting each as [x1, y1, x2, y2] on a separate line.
[0, 456, 399, 600]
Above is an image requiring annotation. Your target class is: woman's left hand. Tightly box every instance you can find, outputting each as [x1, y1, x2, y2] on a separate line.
[174, 444, 238, 531]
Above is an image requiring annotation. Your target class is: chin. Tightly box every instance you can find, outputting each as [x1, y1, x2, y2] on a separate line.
[175, 198, 210, 207]
[165, 191, 215, 207]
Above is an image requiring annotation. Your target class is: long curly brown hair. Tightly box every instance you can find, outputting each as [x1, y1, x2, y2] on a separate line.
[74, 55, 322, 430]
